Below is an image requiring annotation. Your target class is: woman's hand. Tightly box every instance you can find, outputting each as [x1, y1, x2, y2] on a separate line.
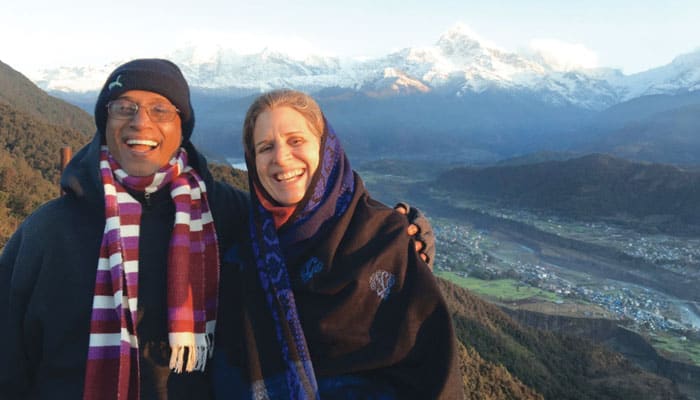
[394, 202, 435, 269]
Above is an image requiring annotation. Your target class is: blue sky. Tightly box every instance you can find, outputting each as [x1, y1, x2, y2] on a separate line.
[2, 0, 699, 75]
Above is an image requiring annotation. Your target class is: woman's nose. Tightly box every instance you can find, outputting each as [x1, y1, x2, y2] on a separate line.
[272, 144, 291, 164]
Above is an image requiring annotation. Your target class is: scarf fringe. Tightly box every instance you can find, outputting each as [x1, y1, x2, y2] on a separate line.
[206, 320, 216, 358]
[169, 345, 210, 373]
[169, 332, 212, 373]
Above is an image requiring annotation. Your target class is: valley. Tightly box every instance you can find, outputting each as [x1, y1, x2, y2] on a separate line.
[360, 164, 700, 370]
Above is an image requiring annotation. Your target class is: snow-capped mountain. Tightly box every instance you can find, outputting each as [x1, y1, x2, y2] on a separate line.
[621, 50, 700, 99]
[29, 24, 700, 111]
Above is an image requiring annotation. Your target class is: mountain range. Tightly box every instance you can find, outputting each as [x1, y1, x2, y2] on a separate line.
[22, 25, 700, 166]
[29, 25, 700, 109]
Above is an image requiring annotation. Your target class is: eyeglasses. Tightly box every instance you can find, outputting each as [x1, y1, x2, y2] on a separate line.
[106, 99, 180, 123]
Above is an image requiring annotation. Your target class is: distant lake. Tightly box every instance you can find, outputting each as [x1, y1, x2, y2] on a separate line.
[226, 158, 247, 171]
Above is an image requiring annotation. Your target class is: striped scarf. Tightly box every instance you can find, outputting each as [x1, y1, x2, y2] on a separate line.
[83, 146, 219, 400]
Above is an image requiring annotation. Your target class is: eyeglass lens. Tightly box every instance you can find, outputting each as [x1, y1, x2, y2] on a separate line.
[107, 99, 179, 122]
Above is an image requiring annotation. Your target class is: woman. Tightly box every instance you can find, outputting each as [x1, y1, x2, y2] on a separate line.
[214, 90, 461, 399]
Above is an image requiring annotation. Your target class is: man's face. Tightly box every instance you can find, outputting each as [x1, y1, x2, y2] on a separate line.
[105, 90, 182, 176]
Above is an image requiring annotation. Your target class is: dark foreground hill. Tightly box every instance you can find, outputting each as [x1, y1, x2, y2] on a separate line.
[435, 153, 700, 234]
[438, 278, 687, 399]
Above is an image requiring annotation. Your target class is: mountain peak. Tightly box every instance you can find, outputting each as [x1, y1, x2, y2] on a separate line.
[436, 24, 485, 56]
[669, 47, 700, 68]
[441, 23, 483, 43]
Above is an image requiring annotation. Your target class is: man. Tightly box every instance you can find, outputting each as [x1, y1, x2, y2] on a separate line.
[0, 58, 251, 399]
[0, 59, 435, 399]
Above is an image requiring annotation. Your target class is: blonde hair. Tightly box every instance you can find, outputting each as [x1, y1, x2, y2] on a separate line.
[242, 89, 325, 160]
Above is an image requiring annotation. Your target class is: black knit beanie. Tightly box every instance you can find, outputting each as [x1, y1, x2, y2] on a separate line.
[94, 58, 195, 141]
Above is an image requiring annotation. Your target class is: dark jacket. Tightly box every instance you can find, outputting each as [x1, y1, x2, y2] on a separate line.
[0, 133, 249, 399]
[215, 175, 462, 399]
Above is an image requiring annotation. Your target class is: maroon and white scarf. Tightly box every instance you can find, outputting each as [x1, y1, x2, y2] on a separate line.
[83, 146, 219, 400]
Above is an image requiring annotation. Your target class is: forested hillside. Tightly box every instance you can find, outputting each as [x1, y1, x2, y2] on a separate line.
[209, 162, 249, 191]
[0, 102, 90, 247]
[0, 60, 95, 247]
[0, 60, 94, 134]
[439, 279, 686, 399]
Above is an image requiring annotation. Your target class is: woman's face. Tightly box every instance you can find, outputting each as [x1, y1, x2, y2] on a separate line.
[252, 106, 321, 206]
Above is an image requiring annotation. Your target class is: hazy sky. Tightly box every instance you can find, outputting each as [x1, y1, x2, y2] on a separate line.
[2, 0, 699, 75]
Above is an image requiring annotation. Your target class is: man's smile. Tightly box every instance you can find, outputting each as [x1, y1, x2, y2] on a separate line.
[125, 138, 160, 153]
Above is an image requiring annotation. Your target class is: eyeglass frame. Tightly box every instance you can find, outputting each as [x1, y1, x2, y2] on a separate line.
[105, 98, 181, 123]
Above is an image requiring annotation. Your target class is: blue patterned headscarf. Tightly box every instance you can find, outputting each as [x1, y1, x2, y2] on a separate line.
[245, 119, 355, 399]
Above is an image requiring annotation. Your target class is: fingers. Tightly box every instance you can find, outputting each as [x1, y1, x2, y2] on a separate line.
[414, 239, 424, 252]
[395, 204, 409, 215]
[415, 240, 428, 263]
[396, 202, 434, 268]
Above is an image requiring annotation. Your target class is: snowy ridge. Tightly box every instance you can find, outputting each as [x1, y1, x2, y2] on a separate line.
[622, 51, 700, 99]
[28, 25, 700, 110]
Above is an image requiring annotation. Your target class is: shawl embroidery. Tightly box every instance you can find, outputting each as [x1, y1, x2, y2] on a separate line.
[300, 257, 324, 284]
[369, 270, 396, 301]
